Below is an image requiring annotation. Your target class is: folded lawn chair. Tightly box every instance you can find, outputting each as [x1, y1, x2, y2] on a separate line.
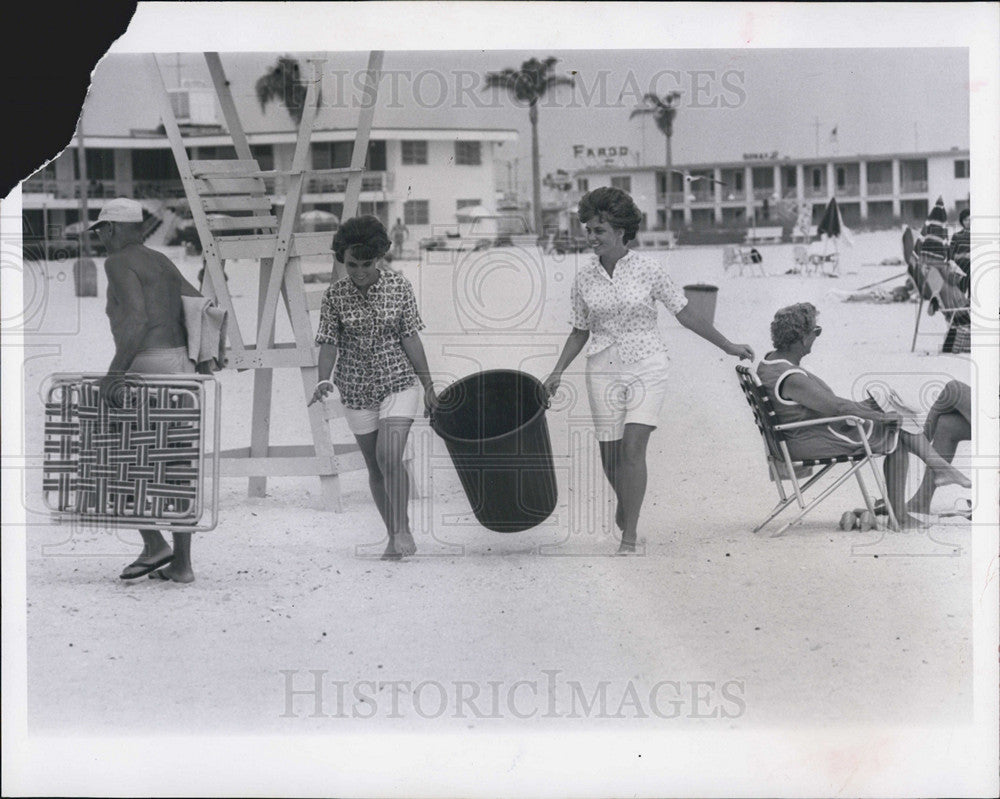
[735, 365, 901, 536]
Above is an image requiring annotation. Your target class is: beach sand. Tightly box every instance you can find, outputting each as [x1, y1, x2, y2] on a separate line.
[19, 230, 977, 732]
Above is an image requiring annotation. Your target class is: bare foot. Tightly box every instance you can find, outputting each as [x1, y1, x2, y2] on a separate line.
[933, 464, 972, 490]
[616, 538, 637, 555]
[381, 531, 416, 561]
[395, 530, 417, 557]
[148, 564, 195, 583]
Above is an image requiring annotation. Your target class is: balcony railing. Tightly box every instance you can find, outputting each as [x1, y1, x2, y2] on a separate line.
[752, 186, 775, 200]
[656, 191, 687, 205]
[133, 180, 186, 199]
[866, 181, 893, 196]
[687, 189, 715, 203]
[834, 183, 860, 197]
[900, 179, 928, 193]
[23, 177, 118, 199]
[305, 171, 388, 195]
[804, 185, 828, 198]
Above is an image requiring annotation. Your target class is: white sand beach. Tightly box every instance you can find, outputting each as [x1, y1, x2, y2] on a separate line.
[18, 230, 981, 737]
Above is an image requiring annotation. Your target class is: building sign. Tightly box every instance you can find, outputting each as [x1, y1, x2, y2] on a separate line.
[573, 145, 629, 159]
[743, 151, 780, 161]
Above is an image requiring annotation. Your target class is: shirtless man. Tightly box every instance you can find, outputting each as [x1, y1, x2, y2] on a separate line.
[92, 198, 201, 583]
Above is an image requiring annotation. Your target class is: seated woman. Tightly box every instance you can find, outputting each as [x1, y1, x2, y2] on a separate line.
[757, 303, 971, 528]
[310, 216, 437, 560]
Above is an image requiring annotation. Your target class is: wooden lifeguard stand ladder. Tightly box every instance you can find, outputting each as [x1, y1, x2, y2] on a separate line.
[146, 51, 384, 509]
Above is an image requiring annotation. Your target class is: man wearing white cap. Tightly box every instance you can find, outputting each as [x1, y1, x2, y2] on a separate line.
[91, 197, 203, 583]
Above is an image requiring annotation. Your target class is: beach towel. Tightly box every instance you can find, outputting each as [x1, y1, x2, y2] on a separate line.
[182, 296, 228, 373]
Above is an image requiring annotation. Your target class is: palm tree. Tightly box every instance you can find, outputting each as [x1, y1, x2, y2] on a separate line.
[255, 56, 309, 126]
[630, 91, 682, 233]
[485, 57, 574, 235]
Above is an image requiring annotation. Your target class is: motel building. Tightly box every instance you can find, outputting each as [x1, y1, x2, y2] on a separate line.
[21, 89, 518, 252]
[569, 148, 971, 241]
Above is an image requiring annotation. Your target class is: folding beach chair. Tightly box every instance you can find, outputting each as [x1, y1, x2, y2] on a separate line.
[735, 365, 901, 536]
[723, 245, 757, 277]
[909, 255, 970, 353]
[792, 245, 810, 274]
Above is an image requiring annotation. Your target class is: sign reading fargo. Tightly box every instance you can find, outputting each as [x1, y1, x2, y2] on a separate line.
[573, 145, 629, 159]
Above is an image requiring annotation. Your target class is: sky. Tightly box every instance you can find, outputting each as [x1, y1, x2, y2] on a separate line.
[78, 47, 970, 197]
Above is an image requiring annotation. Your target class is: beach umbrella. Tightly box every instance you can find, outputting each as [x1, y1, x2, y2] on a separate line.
[817, 197, 842, 239]
[918, 196, 948, 262]
[816, 196, 853, 247]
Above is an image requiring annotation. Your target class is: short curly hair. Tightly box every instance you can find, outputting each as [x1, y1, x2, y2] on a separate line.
[332, 215, 391, 263]
[770, 302, 818, 349]
[577, 187, 643, 244]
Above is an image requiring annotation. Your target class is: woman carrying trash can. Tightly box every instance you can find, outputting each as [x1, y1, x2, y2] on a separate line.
[543, 187, 754, 553]
[310, 216, 437, 560]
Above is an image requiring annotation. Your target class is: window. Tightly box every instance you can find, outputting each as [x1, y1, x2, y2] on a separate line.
[359, 201, 388, 227]
[312, 141, 386, 171]
[404, 200, 429, 225]
[611, 176, 631, 193]
[954, 159, 970, 179]
[577, 178, 589, 193]
[812, 168, 823, 189]
[836, 167, 846, 188]
[131, 149, 180, 181]
[250, 144, 274, 171]
[74, 148, 115, 180]
[402, 140, 428, 165]
[455, 141, 481, 165]
[457, 199, 481, 211]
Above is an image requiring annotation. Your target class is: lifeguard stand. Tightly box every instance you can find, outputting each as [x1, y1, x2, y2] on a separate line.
[147, 51, 384, 509]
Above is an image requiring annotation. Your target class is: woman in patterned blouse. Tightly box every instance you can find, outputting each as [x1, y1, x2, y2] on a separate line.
[310, 216, 438, 560]
[543, 187, 754, 553]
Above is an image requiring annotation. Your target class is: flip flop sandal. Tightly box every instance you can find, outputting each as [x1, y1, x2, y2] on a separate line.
[119, 553, 174, 580]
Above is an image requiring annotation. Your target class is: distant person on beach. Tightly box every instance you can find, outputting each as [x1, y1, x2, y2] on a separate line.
[310, 216, 437, 560]
[905, 379, 972, 518]
[542, 187, 755, 553]
[947, 208, 971, 293]
[390, 218, 409, 260]
[757, 302, 971, 528]
[94, 197, 202, 584]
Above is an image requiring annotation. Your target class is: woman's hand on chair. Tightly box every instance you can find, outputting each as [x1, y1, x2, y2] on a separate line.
[726, 342, 756, 361]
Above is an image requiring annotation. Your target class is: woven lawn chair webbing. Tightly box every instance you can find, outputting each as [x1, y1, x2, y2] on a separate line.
[43, 380, 201, 520]
[736, 366, 787, 461]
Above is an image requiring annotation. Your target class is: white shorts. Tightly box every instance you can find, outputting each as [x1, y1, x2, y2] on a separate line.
[585, 346, 670, 442]
[342, 383, 423, 436]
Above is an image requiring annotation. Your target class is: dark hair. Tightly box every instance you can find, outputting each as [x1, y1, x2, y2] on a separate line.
[959, 208, 970, 225]
[332, 215, 391, 262]
[577, 187, 643, 244]
[770, 302, 818, 349]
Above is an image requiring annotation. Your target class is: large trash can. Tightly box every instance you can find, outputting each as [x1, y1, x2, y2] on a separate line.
[683, 283, 718, 326]
[431, 370, 557, 532]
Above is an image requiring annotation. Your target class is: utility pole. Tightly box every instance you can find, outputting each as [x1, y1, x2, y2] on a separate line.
[76, 120, 90, 257]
